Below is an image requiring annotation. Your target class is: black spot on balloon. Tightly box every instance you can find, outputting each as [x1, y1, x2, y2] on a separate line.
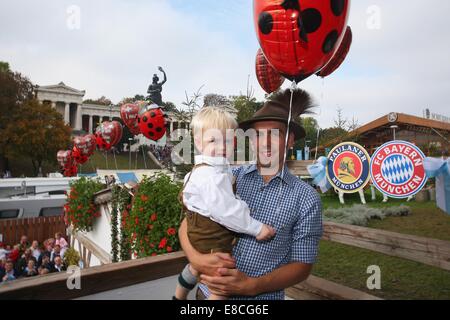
[297, 16, 308, 42]
[149, 132, 154, 137]
[137, 117, 140, 123]
[331, 0, 345, 16]
[281, 0, 300, 11]
[322, 30, 339, 53]
[301, 8, 322, 34]
[258, 12, 273, 35]
[147, 123, 153, 129]
[143, 116, 148, 122]
[150, 112, 156, 118]
[156, 127, 162, 133]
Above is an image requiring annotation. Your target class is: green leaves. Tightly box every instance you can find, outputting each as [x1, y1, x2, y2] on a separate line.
[65, 177, 104, 233]
[122, 173, 183, 258]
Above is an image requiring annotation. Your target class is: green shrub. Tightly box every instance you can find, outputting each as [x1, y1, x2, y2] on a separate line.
[122, 173, 183, 258]
[64, 177, 104, 232]
[323, 204, 411, 226]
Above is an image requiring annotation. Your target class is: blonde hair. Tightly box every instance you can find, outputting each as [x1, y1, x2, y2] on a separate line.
[191, 107, 237, 137]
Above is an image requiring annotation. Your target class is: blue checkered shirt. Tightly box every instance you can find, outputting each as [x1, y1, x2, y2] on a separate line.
[199, 164, 323, 300]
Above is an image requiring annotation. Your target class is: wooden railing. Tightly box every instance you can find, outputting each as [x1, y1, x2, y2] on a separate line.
[322, 221, 450, 271]
[68, 227, 112, 268]
[0, 216, 67, 245]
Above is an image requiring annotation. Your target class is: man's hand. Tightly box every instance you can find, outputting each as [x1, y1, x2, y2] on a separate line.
[190, 252, 236, 277]
[200, 268, 257, 297]
[178, 218, 236, 276]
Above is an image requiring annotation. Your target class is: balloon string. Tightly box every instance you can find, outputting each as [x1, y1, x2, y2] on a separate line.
[105, 151, 109, 170]
[113, 150, 118, 171]
[142, 144, 148, 169]
[276, 81, 296, 215]
[135, 148, 138, 170]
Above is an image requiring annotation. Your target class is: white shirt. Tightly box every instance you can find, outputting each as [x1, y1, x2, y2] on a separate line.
[182, 155, 263, 237]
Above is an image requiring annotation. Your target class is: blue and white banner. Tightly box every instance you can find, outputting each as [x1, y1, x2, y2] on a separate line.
[307, 156, 332, 193]
[424, 157, 450, 215]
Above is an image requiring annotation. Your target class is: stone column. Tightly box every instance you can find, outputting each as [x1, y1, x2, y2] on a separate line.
[89, 115, 93, 134]
[75, 104, 82, 130]
[64, 102, 70, 126]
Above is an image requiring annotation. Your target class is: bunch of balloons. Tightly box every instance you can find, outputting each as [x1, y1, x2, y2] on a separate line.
[254, 0, 352, 93]
[120, 101, 168, 142]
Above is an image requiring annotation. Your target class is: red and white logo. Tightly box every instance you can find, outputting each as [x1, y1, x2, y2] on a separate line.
[370, 141, 427, 199]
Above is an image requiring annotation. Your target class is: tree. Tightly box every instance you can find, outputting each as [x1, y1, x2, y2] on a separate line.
[0, 62, 9, 73]
[203, 93, 231, 108]
[232, 95, 263, 123]
[294, 117, 319, 151]
[161, 101, 177, 112]
[83, 96, 112, 106]
[118, 94, 146, 106]
[334, 107, 348, 130]
[0, 63, 35, 171]
[3, 99, 72, 176]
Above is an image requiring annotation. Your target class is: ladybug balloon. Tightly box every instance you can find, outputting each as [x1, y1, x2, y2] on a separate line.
[255, 48, 285, 94]
[138, 104, 167, 141]
[317, 26, 352, 78]
[120, 103, 141, 136]
[254, 0, 351, 82]
[74, 134, 96, 157]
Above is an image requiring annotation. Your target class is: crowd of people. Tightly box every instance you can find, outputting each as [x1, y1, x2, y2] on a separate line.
[148, 145, 173, 167]
[0, 233, 69, 283]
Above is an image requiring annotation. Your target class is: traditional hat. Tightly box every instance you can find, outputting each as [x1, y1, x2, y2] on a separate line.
[239, 88, 314, 141]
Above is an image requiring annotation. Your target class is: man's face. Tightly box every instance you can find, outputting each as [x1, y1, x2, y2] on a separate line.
[5, 262, 13, 272]
[251, 121, 294, 173]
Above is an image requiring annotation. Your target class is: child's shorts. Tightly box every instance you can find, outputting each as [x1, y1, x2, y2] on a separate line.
[186, 210, 237, 254]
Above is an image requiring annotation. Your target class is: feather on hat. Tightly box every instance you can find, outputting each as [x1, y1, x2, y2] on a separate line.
[239, 88, 315, 140]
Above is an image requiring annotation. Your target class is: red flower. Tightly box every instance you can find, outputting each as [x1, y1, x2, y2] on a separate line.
[147, 224, 154, 230]
[140, 194, 149, 202]
[135, 217, 139, 225]
[139, 207, 144, 212]
[150, 243, 155, 248]
[150, 213, 157, 221]
[158, 237, 167, 249]
[166, 246, 173, 253]
[151, 253, 157, 256]
[167, 228, 176, 236]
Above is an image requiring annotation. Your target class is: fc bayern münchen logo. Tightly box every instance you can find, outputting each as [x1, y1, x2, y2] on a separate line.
[370, 140, 427, 199]
[326, 142, 371, 193]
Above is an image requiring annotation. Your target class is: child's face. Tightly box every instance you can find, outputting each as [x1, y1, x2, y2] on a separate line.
[195, 128, 234, 159]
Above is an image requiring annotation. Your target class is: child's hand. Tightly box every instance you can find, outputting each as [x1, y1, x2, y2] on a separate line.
[256, 224, 276, 241]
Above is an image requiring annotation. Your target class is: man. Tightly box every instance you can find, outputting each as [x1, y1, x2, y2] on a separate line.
[179, 88, 323, 299]
[52, 256, 66, 273]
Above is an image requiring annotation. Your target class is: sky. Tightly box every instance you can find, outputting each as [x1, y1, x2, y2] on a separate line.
[1, 0, 450, 128]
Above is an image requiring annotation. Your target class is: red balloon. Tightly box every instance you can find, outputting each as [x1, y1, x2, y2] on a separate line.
[317, 26, 352, 77]
[254, 0, 351, 82]
[255, 48, 285, 94]
[74, 134, 96, 157]
[63, 165, 78, 177]
[120, 103, 141, 135]
[57, 150, 74, 168]
[138, 105, 167, 141]
[95, 121, 123, 150]
[72, 146, 88, 165]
